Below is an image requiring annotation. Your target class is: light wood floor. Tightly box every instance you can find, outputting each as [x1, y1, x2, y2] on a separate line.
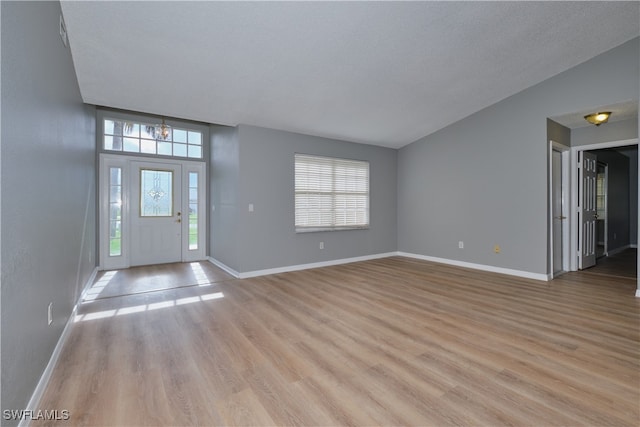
[587, 248, 637, 280]
[85, 262, 234, 301]
[35, 257, 639, 426]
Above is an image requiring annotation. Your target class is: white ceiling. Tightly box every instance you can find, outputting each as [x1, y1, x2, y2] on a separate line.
[60, 1, 639, 149]
[550, 100, 639, 130]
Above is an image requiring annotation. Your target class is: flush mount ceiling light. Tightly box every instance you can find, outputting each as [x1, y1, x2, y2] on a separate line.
[584, 112, 611, 126]
[154, 118, 172, 140]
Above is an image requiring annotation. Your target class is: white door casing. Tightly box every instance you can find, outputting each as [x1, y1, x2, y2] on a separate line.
[552, 150, 564, 275]
[99, 154, 206, 269]
[549, 141, 570, 277]
[579, 151, 598, 270]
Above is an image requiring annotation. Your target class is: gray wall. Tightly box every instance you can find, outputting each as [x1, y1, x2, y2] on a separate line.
[1, 1, 96, 421]
[571, 117, 638, 147]
[210, 125, 240, 271]
[590, 149, 631, 252]
[210, 124, 397, 273]
[398, 38, 639, 276]
[547, 118, 571, 146]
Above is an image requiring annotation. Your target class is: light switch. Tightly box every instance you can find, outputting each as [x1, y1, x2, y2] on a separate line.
[248, 203, 254, 212]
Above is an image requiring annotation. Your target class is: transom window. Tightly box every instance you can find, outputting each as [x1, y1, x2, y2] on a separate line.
[103, 118, 203, 159]
[295, 153, 369, 232]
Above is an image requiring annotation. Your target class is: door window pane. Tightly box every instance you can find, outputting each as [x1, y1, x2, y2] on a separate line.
[109, 167, 122, 256]
[188, 172, 198, 250]
[140, 169, 173, 217]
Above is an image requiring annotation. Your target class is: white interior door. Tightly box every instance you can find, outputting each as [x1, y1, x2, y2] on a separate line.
[130, 161, 183, 266]
[579, 151, 598, 269]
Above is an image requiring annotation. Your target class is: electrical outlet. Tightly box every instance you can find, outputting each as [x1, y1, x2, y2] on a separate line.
[494, 245, 501, 254]
[319, 242, 324, 250]
[48, 302, 53, 325]
[248, 203, 254, 212]
[458, 241, 464, 249]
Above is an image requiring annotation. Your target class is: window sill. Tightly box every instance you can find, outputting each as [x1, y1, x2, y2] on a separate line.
[296, 226, 369, 233]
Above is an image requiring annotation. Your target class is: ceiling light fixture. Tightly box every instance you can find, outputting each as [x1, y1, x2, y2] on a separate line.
[584, 112, 611, 126]
[155, 118, 172, 140]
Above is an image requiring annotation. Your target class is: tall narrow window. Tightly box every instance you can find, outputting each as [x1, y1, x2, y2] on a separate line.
[109, 167, 123, 256]
[295, 154, 369, 232]
[188, 172, 199, 250]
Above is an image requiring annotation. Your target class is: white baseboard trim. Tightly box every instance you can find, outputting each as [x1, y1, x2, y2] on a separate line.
[207, 257, 240, 278]
[239, 252, 397, 279]
[397, 252, 550, 281]
[210, 252, 550, 281]
[630, 244, 637, 249]
[79, 266, 99, 301]
[19, 267, 98, 427]
[209, 252, 398, 280]
[635, 288, 640, 298]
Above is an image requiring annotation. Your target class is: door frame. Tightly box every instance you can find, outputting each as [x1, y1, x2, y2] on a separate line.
[99, 153, 207, 270]
[549, 140, 570, 276]
[568, 138, 638, 273]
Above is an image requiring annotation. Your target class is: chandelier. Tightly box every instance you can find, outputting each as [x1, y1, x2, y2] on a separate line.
[154, 118, 171, 140]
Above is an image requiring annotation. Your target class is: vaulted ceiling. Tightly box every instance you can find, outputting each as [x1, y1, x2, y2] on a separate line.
[61, 1, 639, 148]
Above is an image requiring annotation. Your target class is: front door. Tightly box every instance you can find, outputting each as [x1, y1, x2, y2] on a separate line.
[130, 161, 183, 266]
[579, 151, 598, 269]
[100, 155, 207, 270]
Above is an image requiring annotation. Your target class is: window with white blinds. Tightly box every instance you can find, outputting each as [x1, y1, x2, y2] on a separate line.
[295, 153, 370, 232]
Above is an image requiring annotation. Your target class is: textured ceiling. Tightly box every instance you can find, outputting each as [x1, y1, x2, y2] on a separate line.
[60, 1, 639, 148]
[550, 100, 639, 130]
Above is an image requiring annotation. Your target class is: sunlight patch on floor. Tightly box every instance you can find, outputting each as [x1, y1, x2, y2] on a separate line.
[74, 291, 224, 322]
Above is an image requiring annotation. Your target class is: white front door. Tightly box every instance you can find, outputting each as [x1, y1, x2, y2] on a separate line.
[579, 151, 598, 269]
[131, 161, 183, 266]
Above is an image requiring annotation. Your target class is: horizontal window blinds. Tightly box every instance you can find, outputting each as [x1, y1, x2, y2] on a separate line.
[295, 153, 369, 231]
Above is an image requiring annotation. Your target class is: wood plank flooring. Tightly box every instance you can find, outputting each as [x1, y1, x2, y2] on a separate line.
[85, 262, 234, 301]
[586, 248, 637, 280]
[34, 257, 640, 426]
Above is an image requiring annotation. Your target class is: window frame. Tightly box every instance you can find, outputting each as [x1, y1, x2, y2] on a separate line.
[294, 153, 370, 233]
[97, 109, 208, 162]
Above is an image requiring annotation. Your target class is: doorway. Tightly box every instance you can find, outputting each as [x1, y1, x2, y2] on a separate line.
[99, 154, 206, 270]
[569, 139, 638, 275]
